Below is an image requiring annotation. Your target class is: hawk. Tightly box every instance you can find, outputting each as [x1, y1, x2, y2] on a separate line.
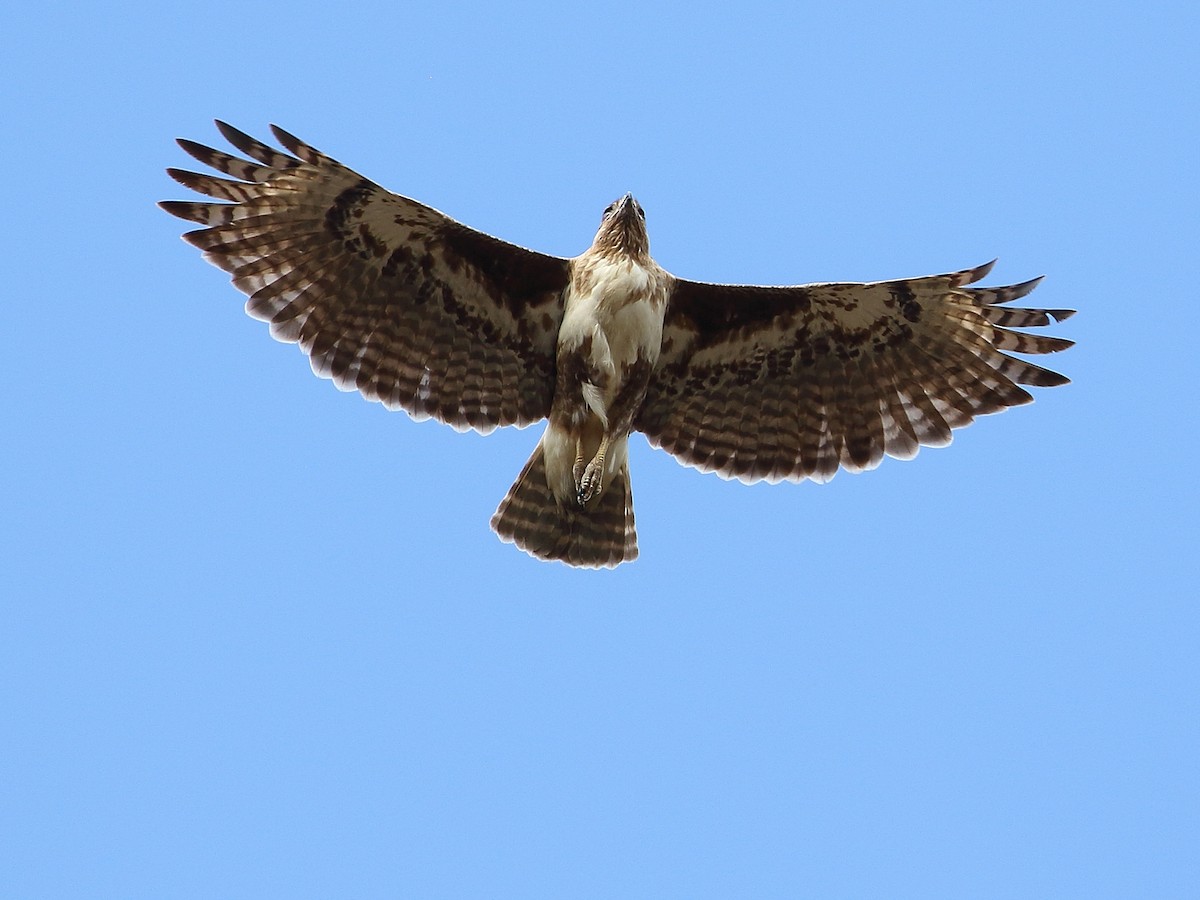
[161, 122, 1075, 568]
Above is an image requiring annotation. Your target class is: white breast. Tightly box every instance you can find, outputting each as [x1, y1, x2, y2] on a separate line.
[559, 256, 666, 370]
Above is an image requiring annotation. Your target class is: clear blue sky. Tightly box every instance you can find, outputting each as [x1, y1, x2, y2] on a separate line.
[3, 1, 1197, 897]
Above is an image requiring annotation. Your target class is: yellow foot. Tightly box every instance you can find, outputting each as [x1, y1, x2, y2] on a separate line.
[577, 458, 604, 505]
[575, 435, 610, 506]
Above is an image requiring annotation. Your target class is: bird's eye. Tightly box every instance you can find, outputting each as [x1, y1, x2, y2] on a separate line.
[603, 203, 616, 219]
[636, 205, 645, 220]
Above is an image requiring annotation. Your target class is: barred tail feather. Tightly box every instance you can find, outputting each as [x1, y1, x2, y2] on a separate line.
[491, 444, 638, 568]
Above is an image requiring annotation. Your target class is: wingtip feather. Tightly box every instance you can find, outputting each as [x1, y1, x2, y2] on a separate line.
[175, 137, 210, 160]
[270, 124, 327, 165]
[159, 199, 210, 223]
[968, 259, 998, 283]
[215, 119, 254, 149]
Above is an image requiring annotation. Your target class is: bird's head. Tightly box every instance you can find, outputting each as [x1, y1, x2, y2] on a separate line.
[591, 193, 649, 258]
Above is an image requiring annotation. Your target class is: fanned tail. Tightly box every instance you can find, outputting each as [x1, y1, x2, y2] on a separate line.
[491, 443, 637, 568]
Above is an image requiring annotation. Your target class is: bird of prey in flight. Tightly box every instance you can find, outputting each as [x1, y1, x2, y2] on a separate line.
[162, 122, 1074, 567]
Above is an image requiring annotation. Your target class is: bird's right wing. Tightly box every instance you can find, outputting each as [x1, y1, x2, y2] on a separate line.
[161, 122, 571, 432]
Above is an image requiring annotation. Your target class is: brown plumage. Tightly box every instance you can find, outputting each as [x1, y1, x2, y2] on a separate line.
[162, 123, 1075, 568]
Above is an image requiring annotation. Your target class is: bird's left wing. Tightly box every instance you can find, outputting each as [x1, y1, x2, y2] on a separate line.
[161, 122, 570, 432]
[636, 261, 1075, 483]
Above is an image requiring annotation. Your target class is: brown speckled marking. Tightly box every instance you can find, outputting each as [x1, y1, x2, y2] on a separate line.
[550, 333, 597, 431]
[889, 283, 923, 323]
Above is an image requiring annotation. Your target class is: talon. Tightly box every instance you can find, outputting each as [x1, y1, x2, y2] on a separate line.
[573, 434, 610, 506]
[577, 460, 603, 505]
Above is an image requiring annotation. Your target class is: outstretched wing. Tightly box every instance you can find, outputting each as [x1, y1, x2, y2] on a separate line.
[637, 261, 1075, 483]
[161, 122, 570, 432]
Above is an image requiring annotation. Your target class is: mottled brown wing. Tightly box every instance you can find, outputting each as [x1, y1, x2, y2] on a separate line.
[637, 261, 1075, 483]
[161, 122, 570, 432]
